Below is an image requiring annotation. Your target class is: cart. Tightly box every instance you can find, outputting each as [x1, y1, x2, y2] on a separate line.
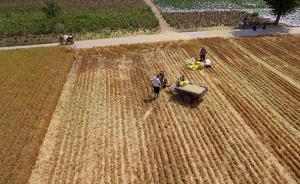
[169, 84, 208, 103]
[59, 35, 74, 45]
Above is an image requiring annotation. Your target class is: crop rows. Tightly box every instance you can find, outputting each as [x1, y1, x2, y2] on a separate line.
[233, 37, 300, 82]
[0, 0, 145, 12]
[155, 0, 266, 10]
[29, 36, 300, 183]
[163, 11, 248, 30]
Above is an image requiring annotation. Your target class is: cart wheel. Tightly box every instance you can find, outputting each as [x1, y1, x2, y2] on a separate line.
[183, 95, 192, 104]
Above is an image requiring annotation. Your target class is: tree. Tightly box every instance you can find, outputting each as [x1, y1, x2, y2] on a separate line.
[42, 0, 62, 18]
[263, 0, 300, 25]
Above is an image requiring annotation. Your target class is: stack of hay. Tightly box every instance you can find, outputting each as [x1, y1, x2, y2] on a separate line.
[178, 80, 189, 87]
[186, 59, 205, 70]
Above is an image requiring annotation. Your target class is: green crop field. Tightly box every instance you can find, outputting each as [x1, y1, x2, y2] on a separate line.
[155, 0, 266, 9]
[0, 0, 159, 46]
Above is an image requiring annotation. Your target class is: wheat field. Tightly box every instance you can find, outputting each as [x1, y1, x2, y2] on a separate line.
[0, 47, 75, 184]
[28, 36, 300, 183]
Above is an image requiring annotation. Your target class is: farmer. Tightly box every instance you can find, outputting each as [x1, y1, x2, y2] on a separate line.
[200, 47, 207, 62]
[243, 15, 248, 29]
[159, 71, 168, 88]
[252, 16, 257, 31]
[176, 75, 187, 87]
[151, 74, 161, 99]
[63, 34, 68, 44]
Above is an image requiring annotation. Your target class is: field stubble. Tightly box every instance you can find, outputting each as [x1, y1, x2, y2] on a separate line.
[163, 11, 248, 30]
[29, 36, 300, 183]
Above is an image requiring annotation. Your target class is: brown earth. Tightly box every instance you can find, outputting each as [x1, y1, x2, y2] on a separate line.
[0, 47, 75, 184]
[29, 35, 300, 183]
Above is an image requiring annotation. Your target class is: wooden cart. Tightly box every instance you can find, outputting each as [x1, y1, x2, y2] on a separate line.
[170, 84, 208, 103]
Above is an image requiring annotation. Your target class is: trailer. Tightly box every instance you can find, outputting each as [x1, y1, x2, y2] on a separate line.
[169, 84, 208, 103]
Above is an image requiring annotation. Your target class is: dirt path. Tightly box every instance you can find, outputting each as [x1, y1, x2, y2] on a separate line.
[1, 27, 299, 51]
[73, 27, 300, 48]
[143, 0, 176, 33]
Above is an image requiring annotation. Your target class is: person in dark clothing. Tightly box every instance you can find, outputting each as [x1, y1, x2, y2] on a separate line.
[243, 15, 248, 29]
[158, 71, 168, 88]
[252, 17, 257, 31]
[200, 47, 207, 62]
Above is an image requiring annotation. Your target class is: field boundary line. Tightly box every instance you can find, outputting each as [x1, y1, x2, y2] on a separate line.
[229, 39, 300, 90]
[0, 43, 59, 51]
[28, 51, 81, 184]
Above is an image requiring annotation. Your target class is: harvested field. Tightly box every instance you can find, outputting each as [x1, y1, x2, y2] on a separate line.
[0, 47, 74, 184]
[163, 11, 248, 30]
[29, 36, 300, 183]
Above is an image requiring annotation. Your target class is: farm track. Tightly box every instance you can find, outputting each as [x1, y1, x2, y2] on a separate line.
[29, 36, 300, 183]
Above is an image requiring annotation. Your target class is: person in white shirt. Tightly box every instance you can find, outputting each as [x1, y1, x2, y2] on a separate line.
[152, 74, 161, 99]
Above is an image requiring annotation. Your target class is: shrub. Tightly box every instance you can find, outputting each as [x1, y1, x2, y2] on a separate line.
[251, 12, 259, 17]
